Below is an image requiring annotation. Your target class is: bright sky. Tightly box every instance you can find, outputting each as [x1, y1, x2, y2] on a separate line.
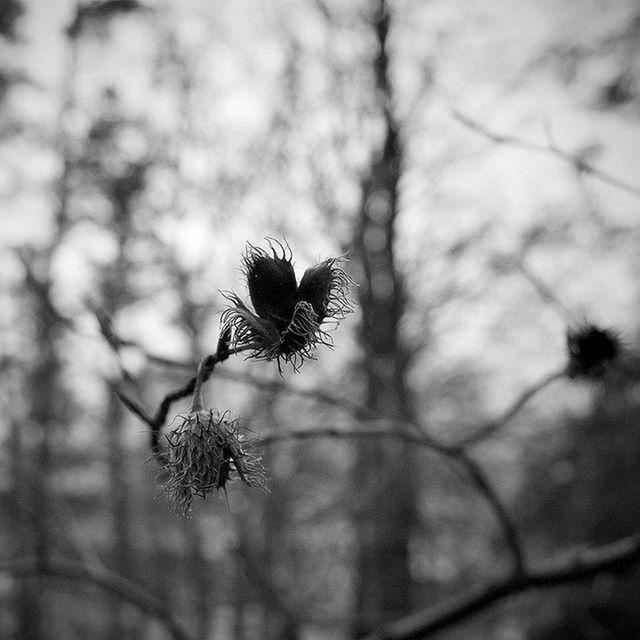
[3, 0, 640, 436]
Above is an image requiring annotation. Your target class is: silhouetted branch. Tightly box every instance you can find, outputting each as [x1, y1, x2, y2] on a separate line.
[455, 368, 567, 447]
[17, 250, 74, 330]
[261, 427, 527, 573]
[107, 333, 561, 448]
[363, 532, 640, 640]
[115, 328, 238, 462]
[107, 322, 559, 580]
[511, 257, 574, 321]
[110, 327, 554, 573]
[0, 556, 193, 640]
[260, 425, 448, 453]
[452, 109, 640, 198]
[454, 451, 525, 574]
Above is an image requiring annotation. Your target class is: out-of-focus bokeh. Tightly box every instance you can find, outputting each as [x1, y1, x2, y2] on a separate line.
[2, 0, 640, 638]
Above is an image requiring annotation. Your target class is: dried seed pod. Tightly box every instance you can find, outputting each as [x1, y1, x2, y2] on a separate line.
[221, 239, 354, 371]
[164, 409, 267, 516]
[566, 323, 621, 380]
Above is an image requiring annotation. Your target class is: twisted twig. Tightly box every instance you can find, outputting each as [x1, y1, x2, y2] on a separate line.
[1, 556, 193, 640]
[452, 109, 640, 198]
[362, 532, 640, 640]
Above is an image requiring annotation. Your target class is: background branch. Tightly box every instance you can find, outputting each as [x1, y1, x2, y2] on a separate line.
[261, 427, 526, 574]
[364, 532, 640, 640]
[115, 328, 235, 461]
[455, 368, 566, 447]
[110, 333, 561, 448]
[0, 556, 194, 640]
[452, 109, 640, 198]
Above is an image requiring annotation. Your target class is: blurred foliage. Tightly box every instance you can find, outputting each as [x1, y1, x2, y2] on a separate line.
[1, 1, 640, 639]
[0, 0, 23, 40]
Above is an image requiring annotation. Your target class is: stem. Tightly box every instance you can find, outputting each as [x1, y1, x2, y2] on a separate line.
[189, 357, 208, 413]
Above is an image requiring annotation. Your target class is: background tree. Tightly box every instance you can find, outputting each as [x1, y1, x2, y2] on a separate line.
[1, 1, 640, 640]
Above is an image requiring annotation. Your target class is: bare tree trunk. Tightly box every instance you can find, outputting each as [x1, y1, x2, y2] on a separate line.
[12, 418, 45, 640]
[232, 558, 247, 640]
[18, 271, 64, 640]
[176, 278, 214, 640]
[351, 1, 418, 636]
[105, 392, 136, 640]
[102, 184, 144, 640]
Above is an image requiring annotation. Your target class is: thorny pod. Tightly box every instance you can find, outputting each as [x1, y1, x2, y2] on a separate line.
[164, 409, 267, 516]
[221, 239, 354, 371]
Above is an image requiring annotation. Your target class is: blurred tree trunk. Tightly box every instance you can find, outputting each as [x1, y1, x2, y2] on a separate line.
[232, 559, 247, 640]
[104, 392, 136, 640]
[28, 297, 56, 640]
[15, 263, 65, 640]
[10, 11, 76, 636]
[178, 283, 213, 640]
[8, 410, 29, 636]
[262, 458, 300, 639]
[351, 1, 418, 636]
[102, 175, 143, 640]
[183, 516, 211, 640]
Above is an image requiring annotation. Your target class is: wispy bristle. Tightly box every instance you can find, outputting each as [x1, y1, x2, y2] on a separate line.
[220, 241, 355, 372]
[163, 409, 267, 516]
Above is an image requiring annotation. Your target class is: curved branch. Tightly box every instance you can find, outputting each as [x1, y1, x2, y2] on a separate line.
[0, 556, 193, 640]
[260, 425, 449, 454]
[116, 328, 238, 461]
[363, 532, 640, 640]
[113, 332, 555, 578]
[455, 368, 566, 447]
[453, 451, 525, 574]
[261, 427, 526, 573]
[452, 109, 640, 198]
[110, 337, 562, 450]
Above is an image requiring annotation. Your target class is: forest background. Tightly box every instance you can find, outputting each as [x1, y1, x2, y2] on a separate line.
[2, 0, 640, 639]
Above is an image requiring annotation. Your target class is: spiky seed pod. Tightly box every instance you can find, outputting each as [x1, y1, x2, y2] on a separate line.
[164, 409, 267, 516]
[221, 239, 354, 371]
[566, 323, 621, 380]
[243, 242, 297, 327]
[297, 258, 354, 322]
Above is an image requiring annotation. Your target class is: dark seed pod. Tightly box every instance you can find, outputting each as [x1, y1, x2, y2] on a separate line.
[244, 241, 297, 327]
[566, 323, 620, 380]
[164, 409, 267, 516]
[297, 261, 334, 321]
[222, 240, 355, 371]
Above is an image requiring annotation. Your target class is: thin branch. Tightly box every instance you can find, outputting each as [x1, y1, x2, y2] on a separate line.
[114, 386, 152, 426]
[110, 338, 380, 420]
[452, 109, 640, 199]
[18, 250, 75, 331]
[514, 259, 575, 321]
[261, 427, 526, 573]
[455, 368, 566, 447]
[260, 425, 449, 454]
[0, 556, 193, 640]
[117, 353, 210, 461]
[99, 316, 562, 450]
[108, 333, 564, 449]
[363, 532, 640, 640]
[220, 370, 383, 421]
[116, 328, 237, 462]
[116, 341, 554, 573]
[454, 451, 525, 574]
[110, 328, 556, 576]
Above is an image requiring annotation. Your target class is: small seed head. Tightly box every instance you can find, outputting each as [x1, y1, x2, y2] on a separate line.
[164, 409, 267, 516]
[566, 323, 621, 380]
[221, 239, 354, 371]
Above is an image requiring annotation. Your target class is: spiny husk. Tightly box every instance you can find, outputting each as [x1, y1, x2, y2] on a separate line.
[164, 409, 267, 516]
[566, 323, 621, 380]
[221, 242, 354, 371]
